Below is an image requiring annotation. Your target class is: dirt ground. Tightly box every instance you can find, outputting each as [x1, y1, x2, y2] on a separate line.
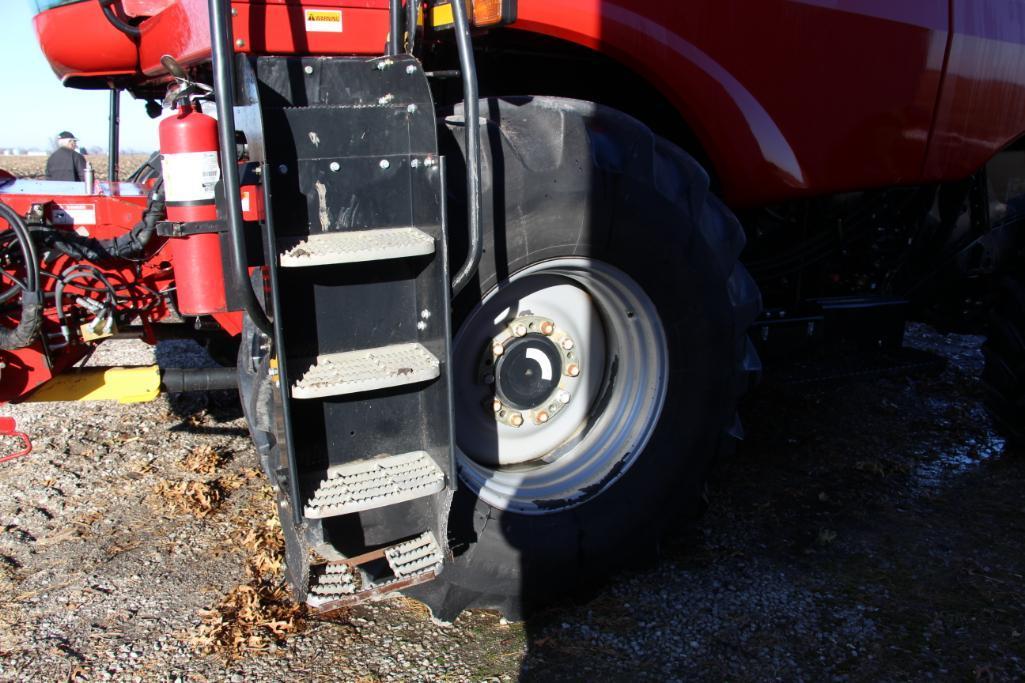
[1, 155, 151, 181]
[0, 324, 1023, 682]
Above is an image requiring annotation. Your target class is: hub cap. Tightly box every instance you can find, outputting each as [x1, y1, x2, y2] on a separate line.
[495, 334, 562, 410]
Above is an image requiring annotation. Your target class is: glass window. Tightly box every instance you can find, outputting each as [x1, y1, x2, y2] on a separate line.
[30, 0, 87, 13]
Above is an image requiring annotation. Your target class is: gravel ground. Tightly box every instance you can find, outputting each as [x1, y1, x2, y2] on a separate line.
[1, 324, 1023, 681]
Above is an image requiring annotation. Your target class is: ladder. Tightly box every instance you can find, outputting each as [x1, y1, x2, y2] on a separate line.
[235, 53, 456, 608]
[208, 0, 482, 608]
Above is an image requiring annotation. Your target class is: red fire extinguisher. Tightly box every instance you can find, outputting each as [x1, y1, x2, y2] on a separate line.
[159, 101, 228, 315]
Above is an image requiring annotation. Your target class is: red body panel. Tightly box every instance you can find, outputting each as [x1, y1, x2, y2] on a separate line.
[31, 0, 1025, 204]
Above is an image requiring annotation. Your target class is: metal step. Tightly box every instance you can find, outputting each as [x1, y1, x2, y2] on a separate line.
[292, 342, 440, 399]
[307, 531, 443, 610]
[279, 227, 435, 268]
[305, 451, 446, 519]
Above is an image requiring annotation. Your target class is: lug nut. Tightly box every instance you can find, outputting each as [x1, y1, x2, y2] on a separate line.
[510, 413, 524, 427]
[540, 321, 555, 335]
[566, 364, 580, 377]
[558, 390, 571, 404]
[492, 399, 503, 413]
[535, 411, 550, 424]
[513, 324, 527, 337]
[561, 338, 575, 351]
[492, 342, 504, 356]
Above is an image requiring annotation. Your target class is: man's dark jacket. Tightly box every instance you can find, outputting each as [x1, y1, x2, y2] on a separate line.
[45, 147, 87, 181]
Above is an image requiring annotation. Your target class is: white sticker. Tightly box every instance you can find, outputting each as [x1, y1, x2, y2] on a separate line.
[162, 151, 221, 203]
[52, 203, 96, 226]
[305, 8, 343, 32]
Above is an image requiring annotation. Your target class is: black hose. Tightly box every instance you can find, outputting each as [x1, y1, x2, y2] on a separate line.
[33, 183, 165, 262]
[0, 202, 43, 351]
[97, 0, 141, 39]
[208, 0, 274, 337]
[406, 0, 419, 53]
[449, 0, 483, 296]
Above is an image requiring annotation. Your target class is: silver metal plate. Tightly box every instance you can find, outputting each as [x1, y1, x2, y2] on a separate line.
[292, 342, 440, 399]
[304, 451, 446, 519]
[279, 227, 435, 268]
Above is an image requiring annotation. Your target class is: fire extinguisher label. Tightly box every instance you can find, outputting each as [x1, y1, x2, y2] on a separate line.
[162, 151, 221, 204]
[305, 8, 343, 32]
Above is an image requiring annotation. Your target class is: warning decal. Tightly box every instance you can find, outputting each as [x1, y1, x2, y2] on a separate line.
[52, 203, 96, 226]
[305, 8, 343, 33]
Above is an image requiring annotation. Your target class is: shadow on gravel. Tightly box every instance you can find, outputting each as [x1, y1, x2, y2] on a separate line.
[155, 340, 246, 433]
[515, 325, 1025, 681]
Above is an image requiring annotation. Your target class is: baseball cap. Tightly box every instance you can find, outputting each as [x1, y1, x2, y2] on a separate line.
[57, 131, 77, 141]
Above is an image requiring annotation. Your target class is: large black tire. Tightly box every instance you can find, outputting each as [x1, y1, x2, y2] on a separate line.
[409, 97, 761, 621]
[983, 271, 1025, 441]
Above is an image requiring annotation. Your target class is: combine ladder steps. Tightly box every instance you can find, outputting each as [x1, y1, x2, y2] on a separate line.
[292, 343, 440, 399]
[279, 227, 435, 268]
[304, 451, 446, 519]
[307, 532, 444, 610]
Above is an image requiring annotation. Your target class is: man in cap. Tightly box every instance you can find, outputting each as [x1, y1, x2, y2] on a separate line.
[45, 131, 88, 181]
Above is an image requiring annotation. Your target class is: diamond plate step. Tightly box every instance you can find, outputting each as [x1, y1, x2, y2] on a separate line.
[292, 343, 440, 399]
[385, 531, 444, 578]
[306, 532, 444, 610]
[279, 227, 435, 268]
[305, 451, 446, 519]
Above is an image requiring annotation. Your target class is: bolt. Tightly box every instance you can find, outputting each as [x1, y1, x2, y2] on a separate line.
[277, 164, 288, 175]
[231, 7, 238, 16]
[411, 159, 420, 168]
[536, 411, 550, 424]
[406, 64, 417, 74]
[566, 364, 580, 377]
[483, 373, 495, 385]
[510, 413, 524, 427]
[513, 324, 527, 337]
[540, 321, 555, 335]
[492, 342, 504, 357]
[329, 161, 340, 172]
[423, 156, 435, 167]
[407, 104, 418, 114]
[561, 338, 575, 351]
[492, 399, 502, 413]
[235, 39, 245, 47]
[421, 309, 431, 319]
[379, 159, 391, 170]
[304, 65, 314, 75]
[417, 320, 427, 331]
[558, 390, 571, 404]
[376, 59, 394, 71]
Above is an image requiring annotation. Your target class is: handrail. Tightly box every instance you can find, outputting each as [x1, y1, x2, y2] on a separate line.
[388, 0, 402, 55]
[448, 0, 483, 296]
[207, 0, 274, 336]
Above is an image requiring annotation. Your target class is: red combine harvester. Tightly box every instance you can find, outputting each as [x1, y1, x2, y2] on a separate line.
[2, 0, 1023, 619]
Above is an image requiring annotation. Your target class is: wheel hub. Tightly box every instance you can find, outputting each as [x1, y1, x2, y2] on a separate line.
[495, 334, 562, 410]
[480, 315, 579, 428]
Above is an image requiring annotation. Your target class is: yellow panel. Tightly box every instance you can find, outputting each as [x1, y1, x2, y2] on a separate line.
[26, 366, 162, 404]
[431, 2, 454, 28]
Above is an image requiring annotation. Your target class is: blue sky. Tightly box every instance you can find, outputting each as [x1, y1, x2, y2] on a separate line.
[0, 2, 162, 152]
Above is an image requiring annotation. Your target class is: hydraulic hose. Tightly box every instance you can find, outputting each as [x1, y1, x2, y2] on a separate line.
[35, 183, 165, 262]
[449, 0, 483, 296]
[0, 202, 43, 351]
[207, 0, 274, 337]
